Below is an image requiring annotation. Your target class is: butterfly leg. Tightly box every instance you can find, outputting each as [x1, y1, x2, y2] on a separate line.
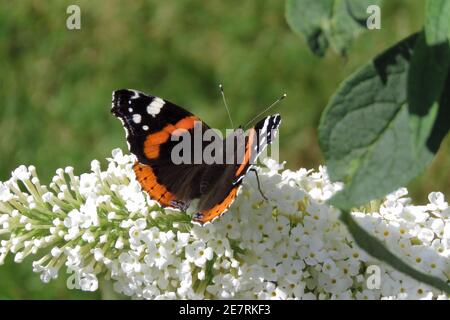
[170, 200, 191, 211]
[249, 168, 268, 201]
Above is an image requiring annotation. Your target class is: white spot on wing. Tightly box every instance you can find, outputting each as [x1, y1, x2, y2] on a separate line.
[130, 90, 140, 99]
[147, 97, 165, 117]
[132, 114, 142, 124]
[143, 125, 149, 131]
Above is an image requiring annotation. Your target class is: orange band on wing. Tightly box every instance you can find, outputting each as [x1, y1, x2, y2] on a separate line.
[236, 128, 255, 176]
[144, 116, 198, 159]
[133, 162, 176, 207]
[144, 145, 160, 159]
[175, 117, 196, 130]
[193, 187, 239, 225]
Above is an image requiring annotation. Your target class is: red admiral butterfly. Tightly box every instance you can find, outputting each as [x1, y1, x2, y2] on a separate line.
[111, 89, 281, 225]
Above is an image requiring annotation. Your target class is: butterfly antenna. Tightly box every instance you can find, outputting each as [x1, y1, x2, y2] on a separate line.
[219, 84, 235, 128]
[244, 93, 287, 129]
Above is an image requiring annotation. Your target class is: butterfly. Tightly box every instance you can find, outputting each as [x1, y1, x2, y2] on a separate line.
[111, 89, 281, 225]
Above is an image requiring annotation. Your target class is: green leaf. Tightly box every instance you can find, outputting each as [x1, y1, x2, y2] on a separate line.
[318, 33, 450, 210]
[425, 0, 450, 45]
[340, 211, 450, 294]
[328, 0, 363, 56]
[285, 0, 381, 56]
[345, 0, 379, 23]
[408, 31, 450, 150]
[285, 0, 333, 56]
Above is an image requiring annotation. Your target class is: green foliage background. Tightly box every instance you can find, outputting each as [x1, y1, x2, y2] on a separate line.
[0, 0, 448, 299]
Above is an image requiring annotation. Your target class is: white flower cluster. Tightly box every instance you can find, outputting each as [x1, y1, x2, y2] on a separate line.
[0, 149, 449, 299]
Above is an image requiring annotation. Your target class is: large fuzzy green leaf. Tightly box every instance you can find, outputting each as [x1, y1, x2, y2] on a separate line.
[319, 33, 450, 210]
[285, 0, 381, 56]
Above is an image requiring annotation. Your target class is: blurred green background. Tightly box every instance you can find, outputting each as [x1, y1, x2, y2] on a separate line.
[0, 0, 448, 299]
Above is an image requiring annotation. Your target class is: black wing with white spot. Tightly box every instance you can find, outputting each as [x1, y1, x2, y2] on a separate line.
[111, 89, 214, 211]
[111, 89, 209, 163]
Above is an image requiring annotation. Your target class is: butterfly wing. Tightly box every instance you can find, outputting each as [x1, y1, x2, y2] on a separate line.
[111, 89, 213, 207]
[192, 114, 282, 225]
[112, 89, 281, 224]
